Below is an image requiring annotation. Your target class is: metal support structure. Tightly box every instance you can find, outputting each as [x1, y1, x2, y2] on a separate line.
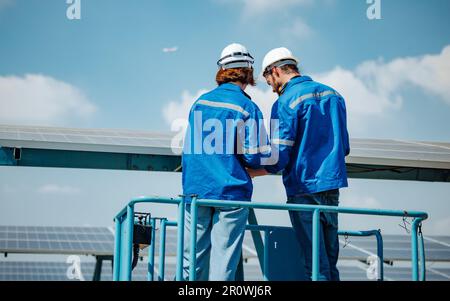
[93, 255, 113, 281]
[263, 230, 269, 281]
[147, 218, 157, 281]
[247, 209, 265, 273]
[188, 197, 198, 281]
[419, 225, 426, 281]
[175, 199, 185, 281]
[158, 220, 177, 281]
[113, 215, 122, 281]
[411, 218, 426, 281]
[312, 209, 321, 281]
[158, 219, 167, 281]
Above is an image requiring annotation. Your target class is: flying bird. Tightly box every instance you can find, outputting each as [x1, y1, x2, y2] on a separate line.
[162, 47, 178, 53]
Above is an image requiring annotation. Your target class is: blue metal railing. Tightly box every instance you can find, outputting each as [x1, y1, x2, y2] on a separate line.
[151, 222, 384, 281]
[113, 196, 428, 281]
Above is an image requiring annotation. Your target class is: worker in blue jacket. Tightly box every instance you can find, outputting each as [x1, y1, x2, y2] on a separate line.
[182, 43, 269, 280]
[249, 47, 350, 281]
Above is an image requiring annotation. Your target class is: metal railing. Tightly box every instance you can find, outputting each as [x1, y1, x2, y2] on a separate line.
[113, 196, 428, 281]
[151, 221, 384, 281]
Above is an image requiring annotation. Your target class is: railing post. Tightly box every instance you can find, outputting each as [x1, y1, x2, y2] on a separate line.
[263, 230, 269, 281]
[411, 218, 420, 281]
[159, 219, 167, 281]
[375, 230, 384, 281]
[125, 204, 134, 281]
[418, 223, 426, 281]
[113, 215, 122, 281]
[312, 209, 320, 281]
[248, 209, 265, 274]
[189, 197, 198, 281]
[176, 198, 185, 281]
[148, 218, 156, 281]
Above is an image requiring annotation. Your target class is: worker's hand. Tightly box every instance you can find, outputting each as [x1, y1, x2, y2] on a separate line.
[246, 168, 269, 178]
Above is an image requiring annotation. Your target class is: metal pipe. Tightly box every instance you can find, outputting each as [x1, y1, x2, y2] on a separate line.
[411, 218, 420, 281]
[147, 218, 156, 281]
[263, 230, 269, 281]
[175, 198, 185, 281]
[158, 219, 167, 281]
[312, 209, 320, 281]
[195, 199, 428, 219]
[374, 230, 384, 281]
[113, 216, 122, 281]
[189, 197, 198, 281]
[418, 223, 426, 281]
[124, 205, 134, 281]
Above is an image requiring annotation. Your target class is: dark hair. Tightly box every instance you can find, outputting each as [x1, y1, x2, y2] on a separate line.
[279, 64, 300, 75]
[216, 67, 256, 86]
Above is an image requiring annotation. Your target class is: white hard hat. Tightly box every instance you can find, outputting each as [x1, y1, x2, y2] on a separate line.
[217, 43, 254, 70]
[261, 47, 299, 75]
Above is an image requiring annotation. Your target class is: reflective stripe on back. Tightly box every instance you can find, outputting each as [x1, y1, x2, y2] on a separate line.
[197, 99, 250, 117]
[272, 139, 295, 146]
[289, 90, 339, 110]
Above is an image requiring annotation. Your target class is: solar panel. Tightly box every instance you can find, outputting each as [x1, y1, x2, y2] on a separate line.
[0, 261, 149, 281]
[0, 124, 180, 156]
[1, 124, 449, 170]
[0, 226, 114, 256]
[339, 235, 450, 262]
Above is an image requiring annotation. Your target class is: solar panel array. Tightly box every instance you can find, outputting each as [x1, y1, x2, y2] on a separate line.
[1, 260, 449, 281]
[1, 225, 449, 281]
[348, 139, 450, 169]
[0, 124, 179, 155]
[0, 259, 150, 281]
[0, 226, 114, 256]
[146, 228, 450, 262]
[1, 124, 449, 169]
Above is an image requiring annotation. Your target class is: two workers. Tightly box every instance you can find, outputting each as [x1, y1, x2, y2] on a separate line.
[182, 43, 350, 281]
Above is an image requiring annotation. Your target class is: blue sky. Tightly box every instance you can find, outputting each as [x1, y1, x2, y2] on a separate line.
[0, 0, 450, 238]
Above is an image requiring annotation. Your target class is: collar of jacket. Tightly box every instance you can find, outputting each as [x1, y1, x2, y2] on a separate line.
[218, 82, 252, 99]
[279, 75, 312, 95]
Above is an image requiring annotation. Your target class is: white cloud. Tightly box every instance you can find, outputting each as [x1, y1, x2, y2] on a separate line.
[236, 0, 311, 17]
[213, 0, 312, 17]
[245, 84, 277, 127]
[162, 46, 450, 137]
[313, 45, 450, 134]
[162, 89, 208, 125]
[0, 74, 97, 126]
[37, 184, 80, 195]
[281, 18, 313, 40]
